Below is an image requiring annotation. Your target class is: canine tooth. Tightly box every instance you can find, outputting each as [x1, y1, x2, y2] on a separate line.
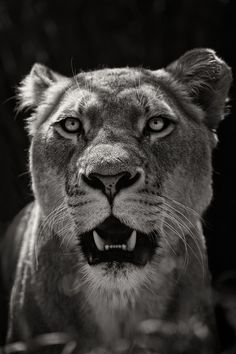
[127, 230, 137, 251]
[105, 245, 109, 250]
[93, 230, 105, 251]
[122, 244, 127, 251]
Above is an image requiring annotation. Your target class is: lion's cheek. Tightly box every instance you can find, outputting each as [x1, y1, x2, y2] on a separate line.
[163, 164, 212, 215]
[29, 138, 67, 215]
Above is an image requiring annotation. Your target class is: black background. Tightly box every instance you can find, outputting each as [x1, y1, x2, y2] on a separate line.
[0, 0, 235, 350]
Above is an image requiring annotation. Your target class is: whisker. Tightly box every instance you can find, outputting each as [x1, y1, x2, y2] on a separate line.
[36, 198, 67, 246]
[151, 228, 177, 257]
[162, 203, 205, 270]
[161, 215, 190, 273]
[158, 204, 205, 277]
[159, 194, 201, 219]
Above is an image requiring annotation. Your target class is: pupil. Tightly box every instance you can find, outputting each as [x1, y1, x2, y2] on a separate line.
[67, 119, 77, 129]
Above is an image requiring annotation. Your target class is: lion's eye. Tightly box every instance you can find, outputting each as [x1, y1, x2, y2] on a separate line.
[147, 117, 166, 132]
[60, 117, 81, 134]
[145, 116, 175, 137]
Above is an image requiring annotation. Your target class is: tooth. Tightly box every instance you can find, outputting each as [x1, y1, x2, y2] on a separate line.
[122, 244, 127, 251]
[105, 245, 109, 250]
[127, 230, 137, 251]
[93, 230, 105, 251]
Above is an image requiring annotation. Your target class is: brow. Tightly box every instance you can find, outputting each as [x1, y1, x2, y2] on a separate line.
[135, 91, 150, 114]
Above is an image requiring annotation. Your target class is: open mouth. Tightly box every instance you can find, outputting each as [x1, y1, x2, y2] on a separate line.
[80, 216, 157, 266]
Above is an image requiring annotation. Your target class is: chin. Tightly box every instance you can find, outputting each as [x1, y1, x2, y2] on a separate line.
[81, 260, 156, 309]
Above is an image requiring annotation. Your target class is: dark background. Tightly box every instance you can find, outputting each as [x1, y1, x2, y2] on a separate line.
[0, 0, 235, 350]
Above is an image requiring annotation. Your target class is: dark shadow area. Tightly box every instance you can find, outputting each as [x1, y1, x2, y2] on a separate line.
[0, 0, 235, 351]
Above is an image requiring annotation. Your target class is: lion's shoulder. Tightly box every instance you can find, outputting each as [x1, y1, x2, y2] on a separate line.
[1, 202, 34, 293]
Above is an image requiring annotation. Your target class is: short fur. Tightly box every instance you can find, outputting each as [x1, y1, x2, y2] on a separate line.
[1, 49, 232, 354]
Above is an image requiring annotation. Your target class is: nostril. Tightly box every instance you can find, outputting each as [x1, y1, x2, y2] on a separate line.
[82, 170, 142, 199]
[82, 173, 106, 193]
[116, 171, 141, 192]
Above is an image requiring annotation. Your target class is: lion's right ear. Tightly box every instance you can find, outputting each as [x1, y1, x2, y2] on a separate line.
[18, 63, 66, 109]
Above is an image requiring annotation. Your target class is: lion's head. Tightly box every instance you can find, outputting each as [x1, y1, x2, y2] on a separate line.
[18, 49, 231, 308]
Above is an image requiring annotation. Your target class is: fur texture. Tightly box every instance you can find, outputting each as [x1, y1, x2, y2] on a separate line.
[1, 48, 232, 354]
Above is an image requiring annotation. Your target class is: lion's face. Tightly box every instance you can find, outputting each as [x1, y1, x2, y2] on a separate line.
[20, 49, 231, 301]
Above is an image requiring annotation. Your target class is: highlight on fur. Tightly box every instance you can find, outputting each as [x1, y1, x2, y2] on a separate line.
[1, 48, 232, 354]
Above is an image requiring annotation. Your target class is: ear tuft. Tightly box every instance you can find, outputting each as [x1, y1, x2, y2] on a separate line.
[166, 48, 232, 129]
[17, 63, 61, 110]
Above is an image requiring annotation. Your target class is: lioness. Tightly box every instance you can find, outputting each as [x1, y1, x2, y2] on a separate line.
[1, 49, 232, 354]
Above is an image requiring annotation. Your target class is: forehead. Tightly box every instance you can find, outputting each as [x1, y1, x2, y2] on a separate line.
[75, 68, 154, 90]
[60, 68, 172, 112]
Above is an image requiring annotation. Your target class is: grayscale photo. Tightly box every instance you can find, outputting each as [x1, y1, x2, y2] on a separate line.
[0, 1, 235, 353]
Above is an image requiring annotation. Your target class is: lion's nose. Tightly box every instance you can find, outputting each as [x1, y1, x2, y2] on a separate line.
[82, 171, 141, 200]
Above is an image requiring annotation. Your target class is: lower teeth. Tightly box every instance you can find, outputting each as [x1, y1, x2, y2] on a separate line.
[104, 244, 127, 251]
[93, 229, 137, 252]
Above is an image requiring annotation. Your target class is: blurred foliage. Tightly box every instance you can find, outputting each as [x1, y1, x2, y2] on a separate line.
[0, 0, 235, 350]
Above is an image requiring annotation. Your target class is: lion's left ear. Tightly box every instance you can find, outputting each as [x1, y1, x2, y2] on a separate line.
[18, 63, 67, 110]
[166, 48, 232, 129]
